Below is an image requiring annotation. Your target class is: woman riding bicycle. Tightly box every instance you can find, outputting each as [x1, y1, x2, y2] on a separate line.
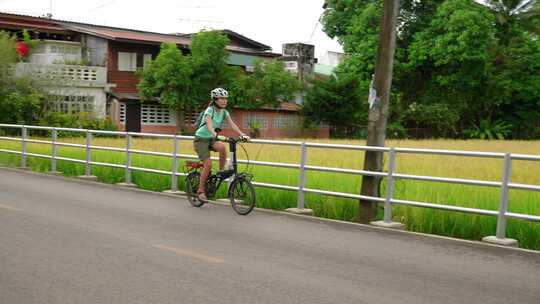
[193, 88, 249, 202]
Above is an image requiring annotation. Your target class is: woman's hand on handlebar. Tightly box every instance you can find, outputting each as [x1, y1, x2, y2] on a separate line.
[216, 135, 228, 142]
[239, 134, 250, 142]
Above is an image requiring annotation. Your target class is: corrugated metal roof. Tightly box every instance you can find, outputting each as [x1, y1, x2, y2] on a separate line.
[257, 102, 301, 112]
[178, 29, 272, 51]
[59, 22, 192, 45]
[0, 12, 68, 33]
[111, 92, 158, 102]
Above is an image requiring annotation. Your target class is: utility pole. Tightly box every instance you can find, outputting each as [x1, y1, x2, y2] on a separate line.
[358, 0, 400, 224]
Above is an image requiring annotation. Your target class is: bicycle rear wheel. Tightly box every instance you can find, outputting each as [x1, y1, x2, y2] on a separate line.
[229, 178, 256, 215]
[185, 171, 204, 207]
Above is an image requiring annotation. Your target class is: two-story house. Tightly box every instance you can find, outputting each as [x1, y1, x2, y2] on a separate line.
[1, 12, 329, 138]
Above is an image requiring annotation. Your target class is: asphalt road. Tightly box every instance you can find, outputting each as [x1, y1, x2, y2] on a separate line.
[0, 168, 539, 304]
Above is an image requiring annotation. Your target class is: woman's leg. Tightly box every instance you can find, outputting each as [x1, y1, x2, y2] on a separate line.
[198, 158, 212, 194]
[212, 141, 227, 170]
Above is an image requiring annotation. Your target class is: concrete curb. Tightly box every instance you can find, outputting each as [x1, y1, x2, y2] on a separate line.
[1, 166, 538, 256]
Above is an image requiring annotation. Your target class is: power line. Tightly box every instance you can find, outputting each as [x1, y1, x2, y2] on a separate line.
[178, 18, 224, 24]
[88, 0, 117, 13]
[307, 12, 324, 43]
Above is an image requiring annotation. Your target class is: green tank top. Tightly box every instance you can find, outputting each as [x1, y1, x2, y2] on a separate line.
[195, 106, 229, 138]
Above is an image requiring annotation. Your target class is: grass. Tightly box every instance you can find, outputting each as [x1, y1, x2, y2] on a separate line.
[1, 133, 539, 250]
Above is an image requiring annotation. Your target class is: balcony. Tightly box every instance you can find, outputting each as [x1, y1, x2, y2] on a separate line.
[13, 63, 108, 87]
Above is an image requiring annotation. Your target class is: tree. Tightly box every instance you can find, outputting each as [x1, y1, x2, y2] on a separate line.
[138, 42, 194, 133]
[229, 59, 300, 109]
[481, 0, 540, 36]
[139, 30, 301, 134]
[0, 31, 44, 126]
[322, 0, 540, 139]
[139, 30, 231, 133]
[302, 73, 366, 137]
[189, 30, 235, 103]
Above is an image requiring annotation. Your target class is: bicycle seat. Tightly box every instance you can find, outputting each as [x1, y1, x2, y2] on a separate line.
[186, 161, 204, 169]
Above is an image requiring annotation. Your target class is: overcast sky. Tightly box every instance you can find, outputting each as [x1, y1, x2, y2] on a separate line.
[1, 0, 344, 63]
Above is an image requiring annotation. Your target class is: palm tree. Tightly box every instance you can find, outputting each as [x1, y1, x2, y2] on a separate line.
[480, 0, 539, 35]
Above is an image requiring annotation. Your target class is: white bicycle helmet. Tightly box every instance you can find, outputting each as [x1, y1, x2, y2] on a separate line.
[211, 88, 228, 99]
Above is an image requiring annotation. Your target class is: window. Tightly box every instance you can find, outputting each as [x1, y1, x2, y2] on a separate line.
[118, 52, 137, 71]
[141, 104, 175, 125]
[50, 95, 95, 115]
[119, 103, 126, 123]
[143, 54, 152, 68]
[119, 52, 152, 71]
[185, 109, 200, 125]
[273, 114, 299, 129]
[243, 114, 268, 129]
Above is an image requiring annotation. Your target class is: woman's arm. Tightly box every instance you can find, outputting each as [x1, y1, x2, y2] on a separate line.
[226, 115, 245, 136]
[205, 115, 216, 137]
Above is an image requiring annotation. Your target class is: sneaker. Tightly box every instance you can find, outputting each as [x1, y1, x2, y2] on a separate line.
[197, 192, 208, 203]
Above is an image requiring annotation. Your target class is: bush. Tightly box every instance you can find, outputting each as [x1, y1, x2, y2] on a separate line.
[39, 112, 118, 137]
[386, 121, 408, 139]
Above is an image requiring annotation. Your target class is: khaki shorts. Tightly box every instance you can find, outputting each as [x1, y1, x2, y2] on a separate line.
[193, 136, 217, 160]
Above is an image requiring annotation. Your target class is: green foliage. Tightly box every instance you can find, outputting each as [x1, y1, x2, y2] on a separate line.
[0, 31, 18, 69]
[138, 42, 194, 110]
[0, 31, 46, 126]
[464, 119, 513, 140]
[38, 112, 117, 137]
[483, 0, 540, 36]
[229, 60, 300, 109]
[405, 102, 460, 137]
[248, 120, 262, 138]
[55, 58, 91, 66]
[139, 30, 300, 130]
[0, 78, 44, 124]
[189, 30, 233, 102]
[138, 30, 232, 112]
[386, 121, 408, 139]
[321, 0, 540, 139]
[302, 73, 367, 138]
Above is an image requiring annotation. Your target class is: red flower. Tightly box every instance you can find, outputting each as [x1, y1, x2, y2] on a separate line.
[16, 41, 29, 57]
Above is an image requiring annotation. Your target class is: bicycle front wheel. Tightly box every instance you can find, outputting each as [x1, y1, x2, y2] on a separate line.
[185, 171, 204, 207]
[229, 178, 256, 215]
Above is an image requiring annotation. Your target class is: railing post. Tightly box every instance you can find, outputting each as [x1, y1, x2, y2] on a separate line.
[78, 130, 97, 180]
[20, 125, 27, 169]
[496, 153, 512, 238]
[482, 153, 518, 247]
[371, 148, 404, 229]
[384, 148, 396, 223]
[286, 142, 313, 215]
[298, 142, 307, 209]
[168, 136, 180, 193]
[50, 128, 61, 175]
[125, 134, 133, 184]
[85, 130, 91, 176]
[116, 133, 135, 187]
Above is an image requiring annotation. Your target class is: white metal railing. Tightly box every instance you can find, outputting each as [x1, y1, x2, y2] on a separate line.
[1, 124, 539, 243]
[13, 63, 107, 86]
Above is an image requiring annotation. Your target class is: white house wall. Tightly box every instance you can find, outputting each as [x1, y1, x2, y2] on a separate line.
[45, 86, 107, 119]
